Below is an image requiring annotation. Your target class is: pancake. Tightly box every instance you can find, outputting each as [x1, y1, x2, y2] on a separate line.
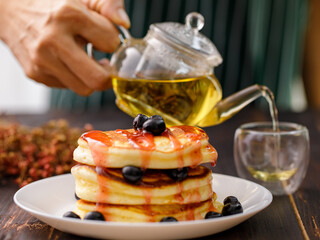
[69, 120, 222, 223]
[73, 126, 217, 169]
[71, 164, 214, 205]
[74, 198, 223, 222]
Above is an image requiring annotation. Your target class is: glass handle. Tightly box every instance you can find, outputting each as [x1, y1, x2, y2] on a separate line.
[86, 24, 131, 58]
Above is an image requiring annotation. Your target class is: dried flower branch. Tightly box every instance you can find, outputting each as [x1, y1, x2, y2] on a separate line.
[0, 119, 92, 187]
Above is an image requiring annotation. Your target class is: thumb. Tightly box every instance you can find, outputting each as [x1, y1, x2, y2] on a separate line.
[82, 0, 130, 28]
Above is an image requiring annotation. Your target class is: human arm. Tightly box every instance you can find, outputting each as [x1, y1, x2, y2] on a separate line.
[0, 0, 130, 96]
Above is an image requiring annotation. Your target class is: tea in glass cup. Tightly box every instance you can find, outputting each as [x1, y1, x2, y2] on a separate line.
[234, 122, 309, 195]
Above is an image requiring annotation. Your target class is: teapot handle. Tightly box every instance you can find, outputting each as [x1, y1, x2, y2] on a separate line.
[86, 24, 131, 58]
[114, 25, 131, 43]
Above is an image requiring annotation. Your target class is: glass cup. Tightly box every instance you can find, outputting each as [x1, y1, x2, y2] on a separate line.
[234, 122, 309, 195]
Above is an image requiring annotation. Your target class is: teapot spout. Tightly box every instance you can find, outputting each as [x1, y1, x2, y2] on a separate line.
[197, 84, 275, 127]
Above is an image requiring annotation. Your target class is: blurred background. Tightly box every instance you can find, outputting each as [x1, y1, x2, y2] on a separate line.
[0, 42, 50, 114]
[0, 0, 319, 114]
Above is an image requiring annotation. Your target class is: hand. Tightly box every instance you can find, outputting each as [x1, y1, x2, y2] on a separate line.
[81, 0, 130, 28]
[0, 0, 130, 96]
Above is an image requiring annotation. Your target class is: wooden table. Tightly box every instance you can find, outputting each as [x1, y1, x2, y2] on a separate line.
[1, 107, 319, 240]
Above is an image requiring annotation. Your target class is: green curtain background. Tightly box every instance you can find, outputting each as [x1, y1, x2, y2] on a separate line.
[50, 0, 308, 111]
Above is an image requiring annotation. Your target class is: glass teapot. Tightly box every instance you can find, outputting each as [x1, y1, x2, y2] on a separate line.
[109, 12, 274, 127]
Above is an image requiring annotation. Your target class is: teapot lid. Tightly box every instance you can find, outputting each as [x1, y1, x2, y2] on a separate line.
[150, 12, 222, 67]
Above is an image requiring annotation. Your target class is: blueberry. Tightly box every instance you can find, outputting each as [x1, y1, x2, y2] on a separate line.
[122, 166, 143, 183]
[63, 211, 80, 219]
[160, 216, 178, 222]
[133, 114, 148, 130]
[142, 115, 166, 136]
[75, 192, 80, 200]
[167, 167, 188, 182]
[222, 202, 243, 216]
[84, 211, 105, 221]
[223, 196, 239, 205]
[205, 211, 222, 219]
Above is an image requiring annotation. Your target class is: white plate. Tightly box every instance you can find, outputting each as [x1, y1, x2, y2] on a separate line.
[14, 173, 272, 240]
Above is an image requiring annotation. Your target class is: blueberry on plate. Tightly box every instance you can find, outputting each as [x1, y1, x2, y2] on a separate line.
[223, 196, 239, 205]
[222, 202, 243, 216]
[84, 211, 105, 221]
[205, 211, 222, 219]
[63, 211, 80, 219]
[160, 216, 178, 222]
[167, 167, 188, 182]
[122, 166, 144, 183]
[142, 115, 166, 136]
[133, 114, 148, 130]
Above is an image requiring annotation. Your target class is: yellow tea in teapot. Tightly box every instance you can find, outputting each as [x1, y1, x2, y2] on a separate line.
[112, 75, 222, 126]
[113, 74, 279, 128]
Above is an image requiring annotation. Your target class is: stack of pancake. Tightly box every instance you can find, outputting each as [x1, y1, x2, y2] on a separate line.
[71, 125, 222, 222]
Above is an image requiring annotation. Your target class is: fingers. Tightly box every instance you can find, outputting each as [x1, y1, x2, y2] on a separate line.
[13, 36, 67, 90]
[27, 51, 94, 96]
[99, 0, 131, 28]
[7, 0, 117, 95]
[51, 2, 120, 53]
[57, 37, 112, 92]
[46, 58, 95, 96]
[32, 72, 66, 89]
[77, 10, 120, 52]
[82, 0, 130, 28]
[26, 35, 95, 96]
[29, 1, 115, 95]
[98, 58, 113, 89]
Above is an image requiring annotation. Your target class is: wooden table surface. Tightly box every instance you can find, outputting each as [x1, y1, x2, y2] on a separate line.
[0, 106, 319, 240]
